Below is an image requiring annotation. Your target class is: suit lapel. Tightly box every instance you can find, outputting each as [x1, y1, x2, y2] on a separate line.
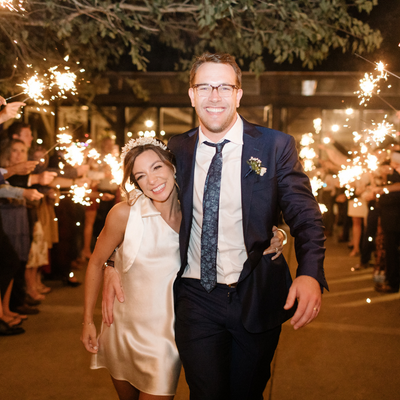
[180, 129, 199, 259]
[241, 118, 265, 246]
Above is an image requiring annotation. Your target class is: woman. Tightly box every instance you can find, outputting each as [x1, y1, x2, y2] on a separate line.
[81, 138, 285, 400]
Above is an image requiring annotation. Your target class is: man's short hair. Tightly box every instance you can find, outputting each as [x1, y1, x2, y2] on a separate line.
[190, 52, 242, 88]
[7, 122, 30, 140]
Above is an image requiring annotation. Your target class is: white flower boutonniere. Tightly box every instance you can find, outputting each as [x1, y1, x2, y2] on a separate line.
[247, 157, 267, 176]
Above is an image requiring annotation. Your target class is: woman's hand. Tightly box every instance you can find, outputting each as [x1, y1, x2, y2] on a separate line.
[81, 322, 98, 354]
[263, 225, 286, 260]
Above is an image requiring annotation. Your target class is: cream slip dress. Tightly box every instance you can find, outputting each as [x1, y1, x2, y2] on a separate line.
[91, 191, 181, 395]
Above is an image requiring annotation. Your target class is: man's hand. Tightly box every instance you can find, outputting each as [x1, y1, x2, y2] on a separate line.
[38, 171, 57, 185]
[102, 266, 124, 327]
[0, 99, 25, 124]
[75, 164, 90, 177]
[23, 188, 44, 201]
[75, 176, 92, 187]
[263, 225, 285, 260]
[4, 161, 38, 178]
[284, 275, 321, 330]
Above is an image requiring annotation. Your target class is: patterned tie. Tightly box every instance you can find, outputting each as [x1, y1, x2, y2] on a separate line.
[200, 139, 229, 292]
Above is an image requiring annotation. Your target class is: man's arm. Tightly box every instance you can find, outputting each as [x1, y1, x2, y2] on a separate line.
[276, 135, 327, 329]
[0, 98, 25, 124]
[102, 264, 125, 327]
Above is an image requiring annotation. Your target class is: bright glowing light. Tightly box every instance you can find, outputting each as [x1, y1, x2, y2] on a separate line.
[36, 138, 43, 144]
[145, 120, 154, 128]
[319, 203, 328, 214]
[338, 165, 364, 187]
[0, 0, 25, 12]
[345, 108, 354, 115]
[17, 74, 49, 105]
[313, 118, 322, 134]
[323, 137, 331, 144]
[71, 184, 92, 206]
[49, 67, 77, 95]
[299, 147, 316, 160]
[64, 143, 85, 166]
[300, 133, 314, 147]
[366, 121, 396, 145]
[331, 124, 339, 132]
[56, 133, 73, 144]
[310, 176, 324, 197]
[103, 154, 123, 185]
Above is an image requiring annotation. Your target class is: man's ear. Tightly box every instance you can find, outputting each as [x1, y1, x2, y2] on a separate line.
[188, 88, 196, 107]
[236, 89, 243, 108]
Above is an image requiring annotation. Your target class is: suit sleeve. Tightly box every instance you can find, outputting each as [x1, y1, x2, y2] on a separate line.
[276, 135, 328, 290]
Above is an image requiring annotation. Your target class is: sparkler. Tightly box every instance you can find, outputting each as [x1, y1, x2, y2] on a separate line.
[16, 74, 49, 105]
[48, 67, 77, 98]
[310, 176, 324, 197]
[64, 142, 86, 166]
[299, 133, 317, 172]
[7, 61, 81, 105]
[103, 153, 123, 185]
[70, 184, 92, 206]
[319, 204, 328, 214]
[0, 0, 25, 12]
[365, 120, 396, 146]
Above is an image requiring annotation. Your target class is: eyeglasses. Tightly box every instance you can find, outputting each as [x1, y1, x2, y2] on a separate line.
[192, 84, 239, 97]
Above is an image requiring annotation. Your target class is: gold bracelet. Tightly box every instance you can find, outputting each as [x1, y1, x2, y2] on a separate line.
[277, 228, 288, 246]
[82, 322, 94, 325]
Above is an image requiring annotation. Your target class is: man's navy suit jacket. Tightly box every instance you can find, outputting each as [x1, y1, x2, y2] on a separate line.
[168, 116, 328, 333]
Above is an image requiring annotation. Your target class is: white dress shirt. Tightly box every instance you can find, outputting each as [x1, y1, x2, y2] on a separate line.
[183, 115, 247, 285]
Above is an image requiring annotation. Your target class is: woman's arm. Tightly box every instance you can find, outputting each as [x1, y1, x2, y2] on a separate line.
[81, 201, 130, 353]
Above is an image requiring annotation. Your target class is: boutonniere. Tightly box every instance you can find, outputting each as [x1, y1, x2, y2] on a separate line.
[247, 157, 267, 176]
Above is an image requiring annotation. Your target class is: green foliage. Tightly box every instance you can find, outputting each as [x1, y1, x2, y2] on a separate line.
[0, 0, 382, 92]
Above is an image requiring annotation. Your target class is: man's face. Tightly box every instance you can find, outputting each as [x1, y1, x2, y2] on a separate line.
[188, 62, 243, 142]
[14, 127, 33, 148]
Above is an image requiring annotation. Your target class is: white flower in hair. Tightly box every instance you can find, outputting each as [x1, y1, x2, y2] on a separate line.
[121, 137, 167, 163]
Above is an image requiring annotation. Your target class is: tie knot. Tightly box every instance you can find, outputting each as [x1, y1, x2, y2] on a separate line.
[204, 139, 229, 153]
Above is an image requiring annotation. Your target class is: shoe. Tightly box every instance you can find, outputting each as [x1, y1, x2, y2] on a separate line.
[14, 304, 40, 315]
[0, 319, 25, 336]
[374, 283, 399, 293]
[25, 294, 41, 306]
[37, 285, 51, 294]
[63, 278, 82, 288]
[26, 291, 45, 301]
[352, 263, 368, 271]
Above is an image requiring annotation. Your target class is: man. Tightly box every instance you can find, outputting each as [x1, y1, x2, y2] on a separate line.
[104, 53, 328, 399]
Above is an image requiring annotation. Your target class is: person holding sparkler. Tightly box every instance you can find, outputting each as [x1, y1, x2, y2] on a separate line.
[0, 96, 25, 126]
[374, 151, 400, 293]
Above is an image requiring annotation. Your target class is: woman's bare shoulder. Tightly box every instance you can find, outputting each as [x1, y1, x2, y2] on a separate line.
[106, 201, 131, 225]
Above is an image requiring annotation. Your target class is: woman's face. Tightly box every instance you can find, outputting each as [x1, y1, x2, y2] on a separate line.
[132, 149, 175, 204]
[9, 142, 28, 165]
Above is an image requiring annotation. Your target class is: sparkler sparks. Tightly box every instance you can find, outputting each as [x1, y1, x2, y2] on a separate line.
[103, 153, 123, 185]
[70, 184, 92, 206]
[49, 67, 77, 97]
[0, 0, 25, 12]
[17, 74, 49, 105]
[365, 120, 396, 145]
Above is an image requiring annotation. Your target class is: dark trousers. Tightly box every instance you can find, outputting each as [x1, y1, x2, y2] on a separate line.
[175, 278, 281, 400]
[360, 202, 379, 265]
[383, 231, 400, 290]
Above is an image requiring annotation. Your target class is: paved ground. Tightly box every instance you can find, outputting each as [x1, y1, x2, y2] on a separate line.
[1, 229, 399, 400]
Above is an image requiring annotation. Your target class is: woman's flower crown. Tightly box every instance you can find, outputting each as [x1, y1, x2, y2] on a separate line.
[120, 137, 167, 163]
